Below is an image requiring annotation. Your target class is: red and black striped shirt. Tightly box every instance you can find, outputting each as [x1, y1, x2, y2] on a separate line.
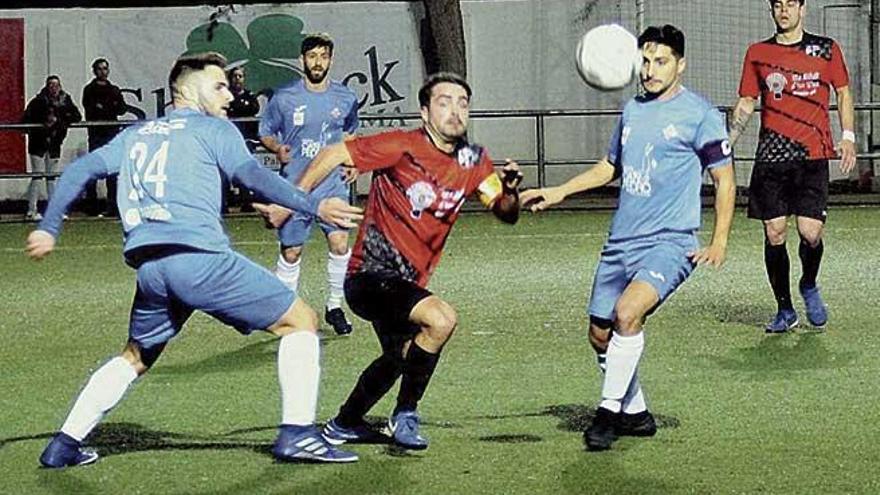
[738, 32, 849, 162]
[345, 128, 495, 287]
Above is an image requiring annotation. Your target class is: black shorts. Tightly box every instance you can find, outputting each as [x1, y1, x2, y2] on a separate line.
[747, 159, 828, 222]
[344, 271, 433, 340]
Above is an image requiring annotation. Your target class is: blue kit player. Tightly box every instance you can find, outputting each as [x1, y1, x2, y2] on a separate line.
[259, 33, 360, 336]
[27, 52, 363, 468]
[521, 25, 735, 451]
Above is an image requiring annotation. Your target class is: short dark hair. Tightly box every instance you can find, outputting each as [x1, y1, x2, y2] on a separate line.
[45, 75, 60, 85]
[168, 52, 227, 97]
[91, 58, 109, 71]
[768, 0, 805, 5]
[301, 33, 334, 56]
[418, 72, 472, 108]
[638, 24, 685, 58]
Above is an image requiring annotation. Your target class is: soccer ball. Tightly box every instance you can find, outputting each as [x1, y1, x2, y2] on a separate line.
[575, 24, 641, 91]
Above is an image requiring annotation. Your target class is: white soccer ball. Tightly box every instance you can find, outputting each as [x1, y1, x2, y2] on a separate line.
[575, 24, 641, 91]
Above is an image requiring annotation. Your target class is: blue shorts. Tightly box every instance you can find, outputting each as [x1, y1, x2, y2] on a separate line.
[129, 249, 296, 349]
[587, 232, 698, 322]
[277, 171, 349, 248]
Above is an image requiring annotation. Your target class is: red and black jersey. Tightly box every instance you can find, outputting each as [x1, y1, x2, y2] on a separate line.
[738, 32, 849, 162]
[345, 128, 496, 287]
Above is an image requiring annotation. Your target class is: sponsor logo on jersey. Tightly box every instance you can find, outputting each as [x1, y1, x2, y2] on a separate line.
[622, 143, 657, 197]
[301, 138, 321, 159]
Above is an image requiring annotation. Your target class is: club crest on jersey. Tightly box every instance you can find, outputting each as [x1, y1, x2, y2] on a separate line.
[662, 124, 679, 141]
[293, 105, 306, 126]
[406, 181, 436, 219]
[456, 144, 481, 169]
[765, 72, 787, 100]
[330, 107, 342, 119]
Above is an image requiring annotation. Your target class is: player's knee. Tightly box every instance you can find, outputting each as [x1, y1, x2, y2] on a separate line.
[270, 298, 319, 336]
[121, 341, 162, 375]
[327, 235, 350, 255]
[798, 230, 823, 247]
[424, 303, 458, 341]
[612, 305, 644, 334]
[281, 246, 303, 264]
[764, 224, 787, 245]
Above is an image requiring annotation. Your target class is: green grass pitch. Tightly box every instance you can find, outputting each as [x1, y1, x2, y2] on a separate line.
[1, 208, 879, 494]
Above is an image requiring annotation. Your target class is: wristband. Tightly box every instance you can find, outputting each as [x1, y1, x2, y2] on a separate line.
[841, 130, 855, 143]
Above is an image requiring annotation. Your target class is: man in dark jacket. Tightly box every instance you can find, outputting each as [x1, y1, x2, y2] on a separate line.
[23, 75, 82, 220]
[82, 58, 127, 217]
[227, 66, 261, 211]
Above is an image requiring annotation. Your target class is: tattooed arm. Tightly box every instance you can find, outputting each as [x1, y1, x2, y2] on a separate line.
[728, 97, 756, 147]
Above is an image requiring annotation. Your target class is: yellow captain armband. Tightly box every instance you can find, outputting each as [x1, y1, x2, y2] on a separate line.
[477, 173, 503, 207]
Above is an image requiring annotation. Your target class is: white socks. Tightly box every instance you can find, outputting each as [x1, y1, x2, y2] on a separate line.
[596, 349, 647, 414]
[326, 250, 351, 310]
[278, 331, 320, 426]
[275, 254, 301, 292]
[599, 332, 645, 413]
[622, 372, 647, 414]
[60, 356, 138, 441]
[276, 249, 350, 309]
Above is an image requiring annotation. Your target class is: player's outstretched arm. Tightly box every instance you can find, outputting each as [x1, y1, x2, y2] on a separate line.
[233, 159, 361, 228]
[834, 85, 857, 175]
[520, 158, 616, 212]
[728, 97, 756, 147]
[24, 153, 110, 260]
[35, 153, 110, 240]
[298, 142, 355, 192]
[688, 163, 735, 268]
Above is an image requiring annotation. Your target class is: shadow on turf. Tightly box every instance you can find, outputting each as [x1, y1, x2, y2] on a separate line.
[6, 416, 437, 465]
[474, 404, 680, 435]
[708, 332, 856, 375]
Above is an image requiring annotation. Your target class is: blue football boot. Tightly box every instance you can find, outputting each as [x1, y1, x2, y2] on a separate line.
[272, 425, 358, 463]
[322, 418, 378, 445]
[39, 432, 99, 469]
[800, 285, 828, 328]
[765, 308, 799, 333]
[388, 410, 428, 450]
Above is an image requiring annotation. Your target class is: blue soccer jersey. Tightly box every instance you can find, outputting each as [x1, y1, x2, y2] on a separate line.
[259, 79, 359, 197]
[605, 87, 731, 241]
[92, 108, 274, 255]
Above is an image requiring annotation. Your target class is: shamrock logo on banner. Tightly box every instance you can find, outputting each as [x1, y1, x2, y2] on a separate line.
[184, 14, 307, 94]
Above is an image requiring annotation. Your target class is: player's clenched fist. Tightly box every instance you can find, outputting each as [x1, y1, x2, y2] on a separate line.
[26, 230, 56, 260]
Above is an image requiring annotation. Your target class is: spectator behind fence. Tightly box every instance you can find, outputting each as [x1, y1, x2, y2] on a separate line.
[82, 58, 127, 217]
[23, 75, 82, 221]
[228, 66, 261, 148]
[227, 66, 261, 211]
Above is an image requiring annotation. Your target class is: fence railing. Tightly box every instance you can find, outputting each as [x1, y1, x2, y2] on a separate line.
[1, 102, 878, 188]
